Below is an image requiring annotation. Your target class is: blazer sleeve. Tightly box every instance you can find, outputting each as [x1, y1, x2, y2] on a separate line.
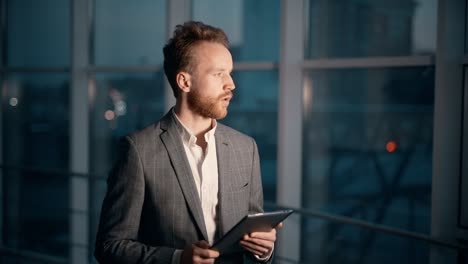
[94, 136, 174, 264]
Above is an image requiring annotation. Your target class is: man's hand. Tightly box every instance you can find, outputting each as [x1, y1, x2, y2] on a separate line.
[180, 240, 220, 264]
[239, 222, 283, 259]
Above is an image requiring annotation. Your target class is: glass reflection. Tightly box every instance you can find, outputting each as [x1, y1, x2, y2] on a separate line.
[1, 74, 70, 258]
[192, 0, 280, 61]
[93, 0, 167, 65]
[2, 74, 70, 169]
[306, 0, 437, 58]
[89, 72, 166, 175]
[302, 67, 434, 234]
[300, 217, 456, 264]
[7, 0, 70, 67]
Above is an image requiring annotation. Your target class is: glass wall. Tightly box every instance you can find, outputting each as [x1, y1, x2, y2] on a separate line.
[303, 67, 434, 233]
[301, 0, 438, 263]
[300, 217, 457, 264]
[306, 0, 437, 58]
[6, 0, 70, 67]
[192, 0, 280, 62]
[1, 73, 70, 258]
[92, 0, 166, 65]
[3, 0, 71, 260]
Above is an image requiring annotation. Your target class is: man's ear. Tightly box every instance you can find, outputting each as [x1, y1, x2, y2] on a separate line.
[176, 72, 191, 93]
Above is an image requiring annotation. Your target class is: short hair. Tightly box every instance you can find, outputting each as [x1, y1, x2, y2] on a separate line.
[163, 21, 229, 97]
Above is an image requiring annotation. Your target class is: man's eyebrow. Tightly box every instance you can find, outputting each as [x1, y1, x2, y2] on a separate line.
[210, 67, 231, 72]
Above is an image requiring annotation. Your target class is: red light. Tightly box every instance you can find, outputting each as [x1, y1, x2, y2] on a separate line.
[386, 141, 397, 153]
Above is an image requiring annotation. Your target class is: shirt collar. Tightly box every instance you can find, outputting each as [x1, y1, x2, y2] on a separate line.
[172, 109, 217, 145]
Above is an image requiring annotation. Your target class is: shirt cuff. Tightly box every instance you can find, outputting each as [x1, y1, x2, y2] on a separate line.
[171, 249, 183, 264]
[253, 244, 274, 262]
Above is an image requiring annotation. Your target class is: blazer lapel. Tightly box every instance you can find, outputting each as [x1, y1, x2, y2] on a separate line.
[215, 127, 234, 237]
[159, 112, 208, 241]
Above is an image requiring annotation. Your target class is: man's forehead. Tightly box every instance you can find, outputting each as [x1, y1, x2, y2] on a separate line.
[190, 42, 233, 68]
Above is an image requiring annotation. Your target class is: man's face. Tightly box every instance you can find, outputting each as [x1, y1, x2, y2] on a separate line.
[186, 41, 235, 119]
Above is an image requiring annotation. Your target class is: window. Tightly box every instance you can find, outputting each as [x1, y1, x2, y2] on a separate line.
[306, 0, 437, 58]
[93, 0, 167, 65]
[192, 0, 280, 61]
[2, 73, 70, 257]
[7, 0, 70, 67]
[302, 67, 434, 233]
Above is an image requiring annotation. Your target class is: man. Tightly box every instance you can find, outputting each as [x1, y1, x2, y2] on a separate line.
[95, 21, 279, 264]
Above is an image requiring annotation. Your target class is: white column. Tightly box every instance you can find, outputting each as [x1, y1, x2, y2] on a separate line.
[276, 0, 304, 262]
[431, 0, 465, 263]
[164, 0, 191, 112]
[71, 0, 90, 263]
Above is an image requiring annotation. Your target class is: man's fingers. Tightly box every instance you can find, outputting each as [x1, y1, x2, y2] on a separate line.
[198, 249, 219, 259]
[243, 236, 274, 248]
[249, 228, 277, 241]
[192, 242, 220, 259]
[192, 255, 216, 264]
[239, 240, 271, 257]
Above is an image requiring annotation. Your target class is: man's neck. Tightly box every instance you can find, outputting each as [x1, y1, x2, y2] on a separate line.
[173, 103, 213, 139]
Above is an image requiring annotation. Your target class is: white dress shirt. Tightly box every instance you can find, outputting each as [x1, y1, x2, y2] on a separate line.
[171, 111, 219, 263]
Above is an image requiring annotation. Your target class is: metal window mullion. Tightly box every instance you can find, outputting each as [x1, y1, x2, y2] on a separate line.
[86, 65, 162, 72]
[233, 62, 278, 71]
[87, 63, 279, 72]
[70, 0, 90, 263]
[303, 55, 434, 69]
[277, 0, 304, 262]
[431, 0, 466, 264]
[0, 67, 70, 73]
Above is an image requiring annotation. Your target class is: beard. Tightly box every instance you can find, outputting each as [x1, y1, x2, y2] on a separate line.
[187, 89, 231, 119]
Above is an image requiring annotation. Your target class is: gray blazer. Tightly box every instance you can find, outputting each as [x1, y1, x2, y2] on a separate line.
[95, 111, 271, 263]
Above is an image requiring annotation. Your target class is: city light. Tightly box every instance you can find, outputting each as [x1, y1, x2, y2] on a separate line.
[104, 110, 115, 121]
[386, 141, 397, 153]
[9, 97, 18, 107]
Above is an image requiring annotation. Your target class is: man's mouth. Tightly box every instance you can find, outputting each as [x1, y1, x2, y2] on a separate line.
[221, 92, 233, 102]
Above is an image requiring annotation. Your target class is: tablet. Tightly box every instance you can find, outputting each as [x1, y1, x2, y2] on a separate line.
[211, 209, 294, 254]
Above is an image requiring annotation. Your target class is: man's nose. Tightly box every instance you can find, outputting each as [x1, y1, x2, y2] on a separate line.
[225, 74, 235, 90]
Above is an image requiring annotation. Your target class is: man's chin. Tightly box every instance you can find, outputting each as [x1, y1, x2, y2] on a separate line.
[214, 107, 229, 119]
[192, 104, 228, 119]
[215, 112, 228, 120]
